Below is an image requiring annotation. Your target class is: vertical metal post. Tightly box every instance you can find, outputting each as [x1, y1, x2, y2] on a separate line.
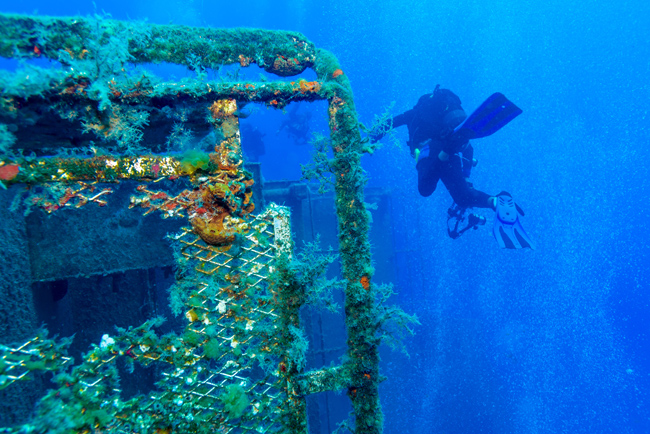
[318, 49, 383, 434]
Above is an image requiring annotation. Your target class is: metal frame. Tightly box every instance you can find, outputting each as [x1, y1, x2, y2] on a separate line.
[0, 13, 383, 434]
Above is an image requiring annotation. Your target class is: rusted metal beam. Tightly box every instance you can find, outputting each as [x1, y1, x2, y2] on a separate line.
[0, 13, 385, 434]
[0, 14, 316, 76]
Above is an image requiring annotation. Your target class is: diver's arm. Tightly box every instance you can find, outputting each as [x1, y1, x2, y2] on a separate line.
[369, 109, 413, 142]
[391, 110, 412, 128]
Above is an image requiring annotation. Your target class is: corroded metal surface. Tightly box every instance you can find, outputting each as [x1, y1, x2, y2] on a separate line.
[2, 208, 294, 434]
[0, 12, 388, 434]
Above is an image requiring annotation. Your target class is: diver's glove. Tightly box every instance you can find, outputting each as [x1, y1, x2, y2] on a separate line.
[368, 132, 383, 143]
[365, 116, 394, 143]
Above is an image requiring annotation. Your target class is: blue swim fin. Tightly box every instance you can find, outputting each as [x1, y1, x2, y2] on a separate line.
[452, 93, 522, 142]
[493, 192, 535, 249]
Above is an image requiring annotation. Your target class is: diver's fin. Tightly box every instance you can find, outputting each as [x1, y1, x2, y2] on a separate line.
[493, 192, 535, 250]
[452, 93, 522, 142]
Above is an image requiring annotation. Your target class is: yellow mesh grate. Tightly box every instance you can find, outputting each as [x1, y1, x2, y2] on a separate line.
[2, 206, 293, 434]
[1, 14, 395, 433]
[116, 206, 291, 433]
[26, 181, 114, 213]
[0, 335, 73, 391]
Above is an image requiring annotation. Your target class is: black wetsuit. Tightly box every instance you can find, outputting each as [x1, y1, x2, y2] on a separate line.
[391, 90, 492, 209]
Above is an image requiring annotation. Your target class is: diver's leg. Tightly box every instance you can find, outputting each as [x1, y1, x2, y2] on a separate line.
[440, 155, 492, 208]
[416, 157, 441, 197]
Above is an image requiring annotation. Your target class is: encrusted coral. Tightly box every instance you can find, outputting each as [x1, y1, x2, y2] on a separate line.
[191, 207, 235, 246]
[271, 55, 304, 76]
[209, 99, 243, 171]
[187, 178, 254, 246]
[295, 79, 321, 94]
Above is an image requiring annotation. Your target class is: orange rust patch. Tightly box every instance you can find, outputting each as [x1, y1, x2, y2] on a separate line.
[191, 210, 236, 246]
[238, 54, 253, 67]
[360, 275, 370, 290]
[298, 80, 321, 94]
[0, 164, 20, 181]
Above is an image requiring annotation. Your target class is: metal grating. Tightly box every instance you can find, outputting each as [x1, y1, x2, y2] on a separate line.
[0, 13, 399, 434]
[148, 206, 290, 433]
[2, 206, 293, 434]
[0, 334, 73, 391]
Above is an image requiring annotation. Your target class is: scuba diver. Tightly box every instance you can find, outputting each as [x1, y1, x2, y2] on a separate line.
[371, 85, 535, 249]
[240, 123, 266, 162]
[277, 103, 312, 146]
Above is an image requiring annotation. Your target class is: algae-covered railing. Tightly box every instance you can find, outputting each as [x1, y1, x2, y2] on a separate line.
[0, 13, 399, 434]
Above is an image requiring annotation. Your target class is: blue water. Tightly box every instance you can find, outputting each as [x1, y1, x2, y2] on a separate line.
[2, 0, 649, 432]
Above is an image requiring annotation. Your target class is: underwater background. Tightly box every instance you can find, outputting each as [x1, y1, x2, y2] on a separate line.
[1, 0, 649, 433]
